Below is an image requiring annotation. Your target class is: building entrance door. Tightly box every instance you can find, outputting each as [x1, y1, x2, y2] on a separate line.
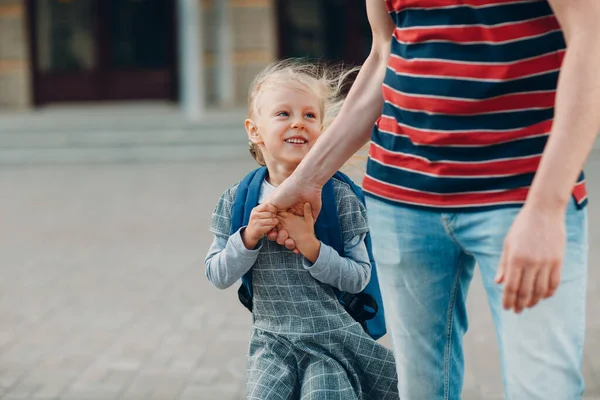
[28, 0, 177, 105]
[276, 0, 371, 66]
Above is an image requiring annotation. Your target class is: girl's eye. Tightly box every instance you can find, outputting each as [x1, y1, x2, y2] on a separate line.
[305, 113, 316, 119]
[276, 111, 289, 117]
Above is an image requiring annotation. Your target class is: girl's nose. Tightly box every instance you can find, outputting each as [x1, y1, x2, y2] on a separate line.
[291, 120, 305, 130]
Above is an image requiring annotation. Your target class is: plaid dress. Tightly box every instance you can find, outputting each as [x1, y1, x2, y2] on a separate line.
[210, 179, 399, 400]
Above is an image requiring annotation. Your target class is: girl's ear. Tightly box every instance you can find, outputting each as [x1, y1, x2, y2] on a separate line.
[245, 119, 263, 144]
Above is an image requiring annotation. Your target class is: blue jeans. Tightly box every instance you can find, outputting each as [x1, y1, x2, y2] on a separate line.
[365, 196, 588, 400]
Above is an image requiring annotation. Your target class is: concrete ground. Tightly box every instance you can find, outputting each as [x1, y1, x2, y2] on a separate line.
[1, 147, 599, 399]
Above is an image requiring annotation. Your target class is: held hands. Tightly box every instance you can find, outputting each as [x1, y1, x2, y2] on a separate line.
[266, 174, 322, 220]
[241, 203, 279, 250]
[277, 203, 320, 263]
[263, 173, 323, 254]
[495, 204, 566, 313]
[242, 202, 316, 260]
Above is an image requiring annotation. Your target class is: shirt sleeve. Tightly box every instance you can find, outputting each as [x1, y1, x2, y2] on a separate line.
[204, 184, 261, 289]
[303, 233, 371, 294]
[204, 227, 262, 290]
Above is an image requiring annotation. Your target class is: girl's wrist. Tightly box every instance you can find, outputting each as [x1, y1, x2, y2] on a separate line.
[241, 227, 259, 250]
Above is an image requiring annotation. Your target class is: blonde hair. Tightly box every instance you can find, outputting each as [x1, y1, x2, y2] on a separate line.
[247, 59, 358, 166]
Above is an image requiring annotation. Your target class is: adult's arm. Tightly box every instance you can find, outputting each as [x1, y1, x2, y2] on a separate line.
[267, 0, 396, 217]
[498, 0, 600, 312]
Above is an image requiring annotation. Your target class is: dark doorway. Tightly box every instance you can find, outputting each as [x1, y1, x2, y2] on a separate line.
[27, 0, 177, 105]
[276, 0, 372, 66]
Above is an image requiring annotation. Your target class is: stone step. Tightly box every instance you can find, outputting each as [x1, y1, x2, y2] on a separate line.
[0, 142, 249, 165]
[0, 124, 250, 165]
[0, 104, 246, 134]
[0, 116, 239, 134]
[0, 127, 246, 149]
[0, 104, 250, 164]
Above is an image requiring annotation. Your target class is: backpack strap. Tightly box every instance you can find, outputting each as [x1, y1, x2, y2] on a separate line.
[331, 171, 387, 340]
[231, 167, 268, 312]
[313, 178, 342, 255]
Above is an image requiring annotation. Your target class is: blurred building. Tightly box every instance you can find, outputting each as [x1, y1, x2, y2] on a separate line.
[0, 0, 371, 116]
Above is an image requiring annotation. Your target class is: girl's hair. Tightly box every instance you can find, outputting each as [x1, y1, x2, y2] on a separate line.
[247, 59, 359, 166]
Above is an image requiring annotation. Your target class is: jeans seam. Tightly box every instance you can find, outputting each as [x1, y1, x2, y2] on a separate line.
[444, 255, 464, 400]
[442, 216, 472, 256]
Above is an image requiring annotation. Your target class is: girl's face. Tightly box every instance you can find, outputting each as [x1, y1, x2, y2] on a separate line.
[246, 85, 323, 170]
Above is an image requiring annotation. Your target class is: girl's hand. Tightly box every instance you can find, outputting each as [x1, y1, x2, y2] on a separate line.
[278, 203, 320, 262]
[242, 204, 279, 250]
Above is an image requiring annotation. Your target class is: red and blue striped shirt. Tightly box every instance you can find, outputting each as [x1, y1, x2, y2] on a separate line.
[363, 0, 588, 210]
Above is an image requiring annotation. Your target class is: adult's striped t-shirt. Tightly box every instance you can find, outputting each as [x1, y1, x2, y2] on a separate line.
[363, 0, 588, 211]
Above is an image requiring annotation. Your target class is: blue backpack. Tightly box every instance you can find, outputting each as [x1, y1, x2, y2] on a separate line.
[230, 167, 387, 340]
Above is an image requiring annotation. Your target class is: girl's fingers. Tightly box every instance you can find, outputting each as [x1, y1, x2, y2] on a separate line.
[304, 203, 313, 224]
[254, 218, 279, 228]
[256, 203, 278, 214]
[252, 211, 276, 220]
[277, 230, 288, 245]
[254, 223, 279, 237]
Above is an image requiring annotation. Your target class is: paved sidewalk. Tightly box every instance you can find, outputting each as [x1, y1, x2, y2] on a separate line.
[1, 149, 599, 399]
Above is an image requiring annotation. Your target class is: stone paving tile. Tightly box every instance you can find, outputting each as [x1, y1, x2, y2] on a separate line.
[0, 155, 598, 400]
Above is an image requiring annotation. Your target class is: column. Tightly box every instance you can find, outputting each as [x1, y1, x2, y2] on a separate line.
[178, 0, 205, 121]
[215, 0, 234, 107]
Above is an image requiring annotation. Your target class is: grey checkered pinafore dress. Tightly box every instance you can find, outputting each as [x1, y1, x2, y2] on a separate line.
[211, 179, 399, 400]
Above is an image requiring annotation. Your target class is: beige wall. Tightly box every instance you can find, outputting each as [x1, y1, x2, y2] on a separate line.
[0, 0, 31, 109]
[203, 0, 277, 106]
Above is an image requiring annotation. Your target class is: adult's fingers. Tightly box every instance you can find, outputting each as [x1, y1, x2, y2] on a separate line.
[267, 229, 278, 241]
[502, 257, 523, 311]
[529, 266, 550, 309]
[515, 267, 537, 313]
[276, 229, 288, 246]
[284, 238, 296, 250]
[495, 247, 508, 284]
[546, 262, 562, 298]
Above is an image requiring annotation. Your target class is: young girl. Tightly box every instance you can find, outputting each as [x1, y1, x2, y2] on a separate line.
[204, 60, 399, 400]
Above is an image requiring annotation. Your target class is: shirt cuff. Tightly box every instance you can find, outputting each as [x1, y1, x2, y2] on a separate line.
[230, 227, 263, 256]
[303, 241, 333, 273]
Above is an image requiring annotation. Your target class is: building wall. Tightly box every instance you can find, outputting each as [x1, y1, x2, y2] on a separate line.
[203, 0, 277, 107]
[0, 0, 276, 110]
[0, 0, 31, 108]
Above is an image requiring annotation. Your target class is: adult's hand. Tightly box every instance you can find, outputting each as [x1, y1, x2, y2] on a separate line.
[264, 173, 322, 253]
[267, 173, 323, 220]
[495, 204, 566, 313]
[267, 227, 299, 253]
